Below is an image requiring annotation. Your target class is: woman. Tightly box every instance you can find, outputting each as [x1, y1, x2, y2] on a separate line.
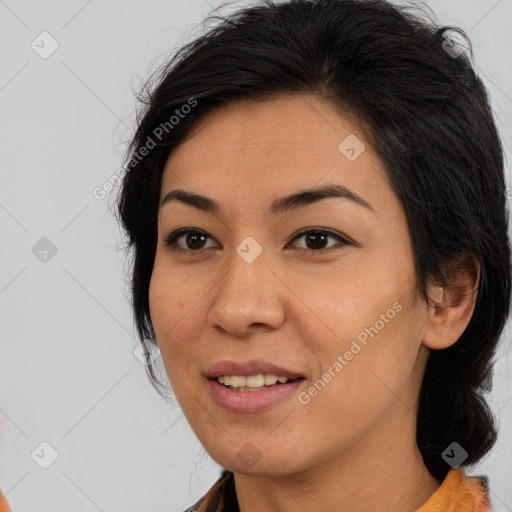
[116, 0, 510, 510]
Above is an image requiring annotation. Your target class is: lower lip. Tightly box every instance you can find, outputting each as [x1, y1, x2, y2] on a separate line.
[206, 377, 305, 413]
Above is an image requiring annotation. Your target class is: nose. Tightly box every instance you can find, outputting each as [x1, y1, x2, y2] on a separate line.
[207, 244, 285, 337]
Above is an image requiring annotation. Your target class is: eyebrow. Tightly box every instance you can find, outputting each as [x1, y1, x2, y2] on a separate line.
[160, 183, 374, 216]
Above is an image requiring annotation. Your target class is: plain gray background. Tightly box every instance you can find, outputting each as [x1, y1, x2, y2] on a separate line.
[0, 1, 511, 511]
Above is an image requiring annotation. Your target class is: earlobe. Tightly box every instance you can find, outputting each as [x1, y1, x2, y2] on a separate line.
[421, 255, 480, 351]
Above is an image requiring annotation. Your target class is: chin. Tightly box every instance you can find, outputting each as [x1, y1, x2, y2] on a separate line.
[204, 443, 309, 477]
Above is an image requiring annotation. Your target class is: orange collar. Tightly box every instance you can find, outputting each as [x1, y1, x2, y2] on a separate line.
[415, 468, 491, 511]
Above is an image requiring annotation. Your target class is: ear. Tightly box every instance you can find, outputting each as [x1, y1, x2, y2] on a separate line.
[421, 253, 480, 350]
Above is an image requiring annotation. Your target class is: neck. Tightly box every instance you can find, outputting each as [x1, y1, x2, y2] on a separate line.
[233, 409, 441, 512]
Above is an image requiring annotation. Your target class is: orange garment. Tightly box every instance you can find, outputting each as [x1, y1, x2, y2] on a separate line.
[0, 490, 11, 512]
[415, 467, 491, 511]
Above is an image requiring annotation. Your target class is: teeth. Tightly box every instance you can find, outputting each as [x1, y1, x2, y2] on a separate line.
[216, 373, 292, 388]
[230, 375, 246, 388]
[264, 373, 279, 386]
[246, 374, 265, 387]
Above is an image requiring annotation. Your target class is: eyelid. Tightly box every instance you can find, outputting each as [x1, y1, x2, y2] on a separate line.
[162, 227, 352, 254]
[287, 227, 351, 253]
[163, 228, 214, 251]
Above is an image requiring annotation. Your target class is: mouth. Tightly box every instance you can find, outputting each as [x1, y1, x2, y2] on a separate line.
[212, 374, 305, 392]
[204, 360, 307, 413]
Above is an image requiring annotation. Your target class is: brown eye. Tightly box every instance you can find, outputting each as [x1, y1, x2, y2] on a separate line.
[163, 229, 216, 252]
[304, 232, 329, 250]
[184, 232, 208, 250]
[288, 228, 350, 254]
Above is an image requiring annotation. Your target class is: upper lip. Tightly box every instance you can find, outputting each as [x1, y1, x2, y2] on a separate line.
[205, 360, 305, 380]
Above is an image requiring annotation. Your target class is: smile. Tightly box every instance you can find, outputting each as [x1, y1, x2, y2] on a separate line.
[206, 375, 306, 413]
[216, 373, 298, 391]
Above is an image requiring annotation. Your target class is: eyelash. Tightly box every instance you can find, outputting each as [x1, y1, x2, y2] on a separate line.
[162, 227, 351, 256]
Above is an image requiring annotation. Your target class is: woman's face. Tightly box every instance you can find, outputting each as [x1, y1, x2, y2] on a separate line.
[149, 94, 432, 475]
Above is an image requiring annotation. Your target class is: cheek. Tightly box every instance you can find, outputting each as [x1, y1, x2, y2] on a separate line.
[148, 260, 201, 368]
[301, 255, 423, 395]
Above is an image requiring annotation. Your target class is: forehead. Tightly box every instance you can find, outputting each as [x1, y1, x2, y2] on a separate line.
[160, 94, 391, 215]
[167, 94, 361, 163]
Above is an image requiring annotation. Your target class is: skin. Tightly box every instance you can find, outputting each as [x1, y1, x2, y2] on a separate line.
[149, 94, 479, 512]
